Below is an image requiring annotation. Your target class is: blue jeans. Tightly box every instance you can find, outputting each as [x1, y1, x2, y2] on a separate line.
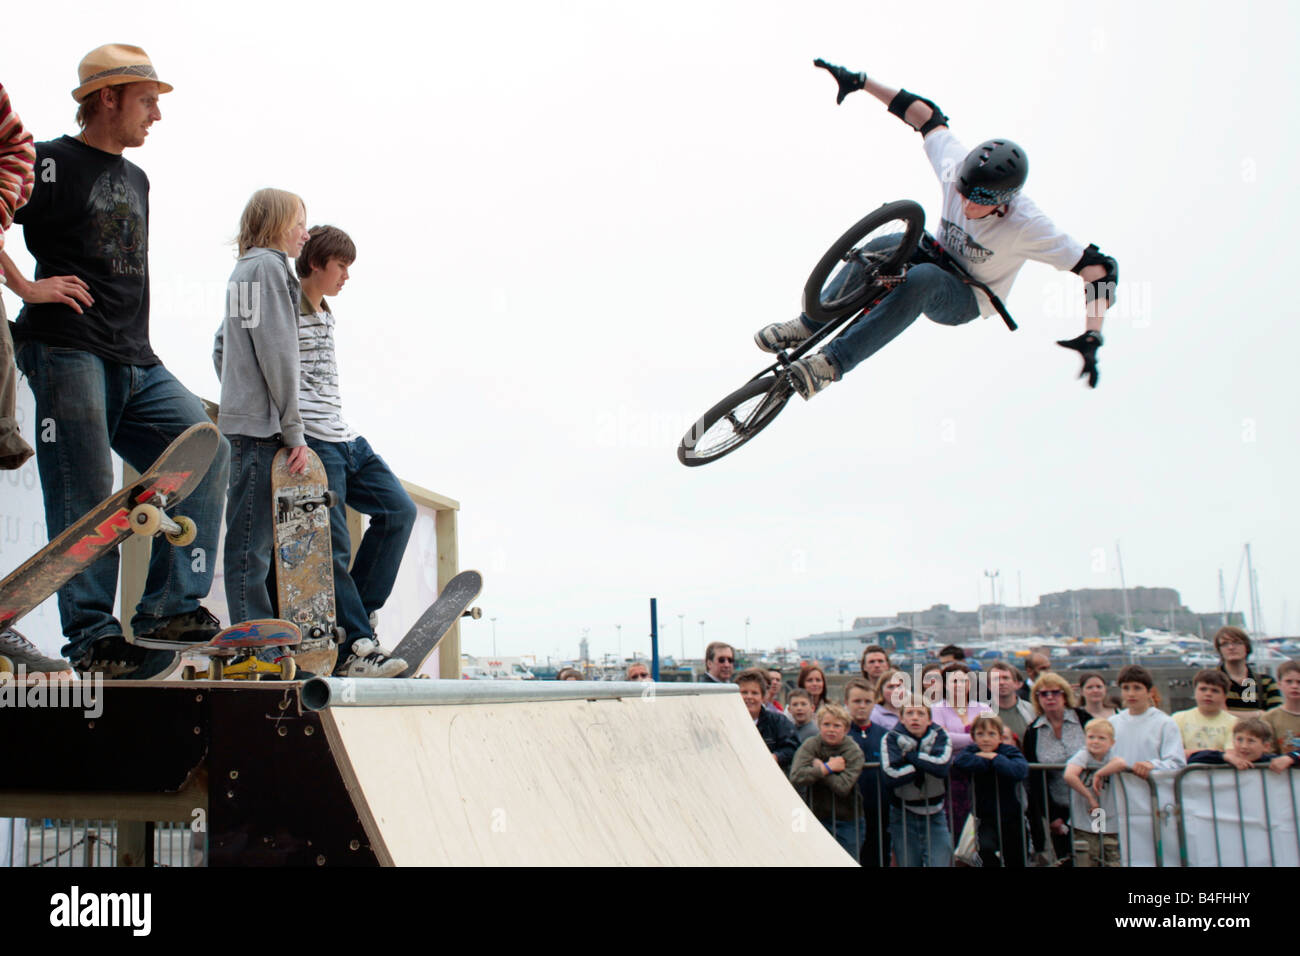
[14, 342, 230, 659]
[821, 263, 979, 376]
[222, 435, 281, 626]
[821, 816, 863, 863]
[889, 805, 953, 867]
[305, 435, 415, 653]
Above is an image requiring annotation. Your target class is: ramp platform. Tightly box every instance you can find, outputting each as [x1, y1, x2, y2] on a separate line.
[0, 679, 852, 866]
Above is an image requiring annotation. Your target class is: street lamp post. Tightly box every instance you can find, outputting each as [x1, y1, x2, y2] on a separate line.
[490, 616, 497, 657]
[677, 614, 685, 662]
[616, 623, 622, 662]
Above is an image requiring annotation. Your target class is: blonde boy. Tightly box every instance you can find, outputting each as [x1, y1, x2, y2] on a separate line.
[789, 702, 866, 861]
[1064, 718, 1126, 866]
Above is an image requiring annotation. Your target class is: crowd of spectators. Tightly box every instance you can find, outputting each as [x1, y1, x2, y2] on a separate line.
[719, 627, 1300, 866]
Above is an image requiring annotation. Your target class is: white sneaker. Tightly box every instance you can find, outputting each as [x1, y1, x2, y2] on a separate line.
[789, 352, 840, 400]
[754, 315, 814, 353]
[333, 637, 407, 678]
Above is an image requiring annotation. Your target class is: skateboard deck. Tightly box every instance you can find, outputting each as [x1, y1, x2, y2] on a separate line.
[0, 423, 221, 634]
[390, 569, 482, 678]
[271, 447, 341, 676]
[181, 618, 300, 681]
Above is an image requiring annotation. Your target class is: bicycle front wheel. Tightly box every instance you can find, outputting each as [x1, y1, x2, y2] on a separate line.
[802, 199, 926, 323]
[678, 375, 792, 467]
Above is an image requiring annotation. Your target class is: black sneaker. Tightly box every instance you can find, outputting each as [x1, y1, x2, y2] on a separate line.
[133, 606, 222, 650]
[74, 634, 178, 680]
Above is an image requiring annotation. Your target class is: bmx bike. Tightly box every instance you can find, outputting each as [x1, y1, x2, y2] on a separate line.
[676, 199, 1016, 467]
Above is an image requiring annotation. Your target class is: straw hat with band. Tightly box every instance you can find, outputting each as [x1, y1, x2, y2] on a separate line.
[72, 44, 173, 102]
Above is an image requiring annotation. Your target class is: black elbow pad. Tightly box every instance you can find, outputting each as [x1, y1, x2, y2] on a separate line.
[887, 88, 949, 135]
[1072, 243, 1119, 306]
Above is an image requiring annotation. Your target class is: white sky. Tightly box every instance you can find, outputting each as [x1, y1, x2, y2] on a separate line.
[3, 0, 1296, 664]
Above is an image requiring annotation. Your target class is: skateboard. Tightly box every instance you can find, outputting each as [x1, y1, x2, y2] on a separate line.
[390, 569, 482, 678]
[180, 619, 300, 681]
[0, 422, 221, 634]
[271, 447, 343, 676]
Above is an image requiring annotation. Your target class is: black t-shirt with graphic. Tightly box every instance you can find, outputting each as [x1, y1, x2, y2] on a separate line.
[12, 135, 158, 366]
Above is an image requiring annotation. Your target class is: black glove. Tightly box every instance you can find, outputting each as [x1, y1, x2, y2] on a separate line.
[1056, 331, 1102, 388]
[813, 58, 867, 105]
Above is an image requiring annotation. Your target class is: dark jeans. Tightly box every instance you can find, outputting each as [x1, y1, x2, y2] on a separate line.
[305, 435, 415, 653]
[979, 815, 1028, 867]
[822, 263, 979, 375]
[14, 341, 230, 658]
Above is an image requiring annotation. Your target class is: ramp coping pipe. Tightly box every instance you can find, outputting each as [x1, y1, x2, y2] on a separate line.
[300, 677, 737, 711]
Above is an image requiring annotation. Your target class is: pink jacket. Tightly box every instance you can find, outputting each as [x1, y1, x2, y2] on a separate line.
[930, 701, 993, 751]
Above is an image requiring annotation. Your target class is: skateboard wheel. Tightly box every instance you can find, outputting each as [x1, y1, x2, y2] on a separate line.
[166, 515, 198, 547]
[332, 626, 347, 642]
[181, 664, 197, 681]
[0, 654, 12, 678]
[130, 504, 163, 537]
[209, 657, 225, 680]
[275, 658, 297, 681]
[323, 490, 339, 508]
[465, 607, 483, 620]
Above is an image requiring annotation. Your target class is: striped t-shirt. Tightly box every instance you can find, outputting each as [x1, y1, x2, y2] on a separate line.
[297, 301, 356, 442]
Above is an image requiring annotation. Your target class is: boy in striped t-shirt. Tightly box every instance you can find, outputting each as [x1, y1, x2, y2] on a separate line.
[295, 226, 416, 678]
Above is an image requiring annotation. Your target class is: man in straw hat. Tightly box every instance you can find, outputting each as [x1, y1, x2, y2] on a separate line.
[0, 44, 230, 678]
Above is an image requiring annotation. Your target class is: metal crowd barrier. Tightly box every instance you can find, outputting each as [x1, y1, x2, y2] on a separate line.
[793, 762, 1161, 867]
[2, 819, 201, 867]
[1172, 764, 1300, 867]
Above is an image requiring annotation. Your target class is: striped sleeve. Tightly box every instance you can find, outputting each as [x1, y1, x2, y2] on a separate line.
[0, 83, 36, 230]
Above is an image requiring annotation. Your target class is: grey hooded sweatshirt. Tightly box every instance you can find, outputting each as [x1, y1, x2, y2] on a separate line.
[212, 247, 305, 446]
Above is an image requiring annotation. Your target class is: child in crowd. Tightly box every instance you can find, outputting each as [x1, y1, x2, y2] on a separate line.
[1264, 661, 1300, 758]
[790, 702, 866, 861]
[787, 688, 820, 743]
[844, 678, 889, 866]
[1110, 666, 1185, 777]
[1189, 718, 1277, 766]
[881, 695, 953, 867]
[871, 668, 908, 731]
[1064, 717, 1126, 867]
[1172, 670, 1239, 758]
[1214, 625, 1282, 713]
[953, 713, 1029, 867]
[294, 226, 413, 677]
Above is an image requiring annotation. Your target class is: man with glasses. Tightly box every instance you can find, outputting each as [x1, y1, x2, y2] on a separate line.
[1214, 626, 1282, 714]
[701, 642, 735, 684]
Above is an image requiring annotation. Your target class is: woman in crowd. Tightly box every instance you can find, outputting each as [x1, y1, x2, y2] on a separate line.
[1021, 671, 1091, 865]
[1078, 672, 1116, 720]
[871, 668, 908, 731]
[798, 663, 828, 712]
[931, 662, 992, 838]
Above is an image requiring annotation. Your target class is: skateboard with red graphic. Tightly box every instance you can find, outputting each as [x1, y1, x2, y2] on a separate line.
[180, 618, 300, 681]
[0, 422, 221, 635]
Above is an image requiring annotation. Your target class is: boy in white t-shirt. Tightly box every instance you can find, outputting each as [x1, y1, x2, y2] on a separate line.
[755, 59, 1118, 398]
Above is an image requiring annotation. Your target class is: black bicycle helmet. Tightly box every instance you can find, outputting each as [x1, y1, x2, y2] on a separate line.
[956, 139, 1028, 206]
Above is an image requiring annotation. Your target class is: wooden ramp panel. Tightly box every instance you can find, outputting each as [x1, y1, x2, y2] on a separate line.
[314, 684, 853, 867]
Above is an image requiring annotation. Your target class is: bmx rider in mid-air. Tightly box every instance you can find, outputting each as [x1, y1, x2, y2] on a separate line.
[755, 59, 1118, 397]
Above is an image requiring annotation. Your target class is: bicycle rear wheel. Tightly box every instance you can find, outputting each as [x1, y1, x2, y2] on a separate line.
[678, 375, 792, 467]
[802, 200, 925, 324]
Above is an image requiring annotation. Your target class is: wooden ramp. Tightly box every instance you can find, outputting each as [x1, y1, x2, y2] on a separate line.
[304, 679, 854, 866]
